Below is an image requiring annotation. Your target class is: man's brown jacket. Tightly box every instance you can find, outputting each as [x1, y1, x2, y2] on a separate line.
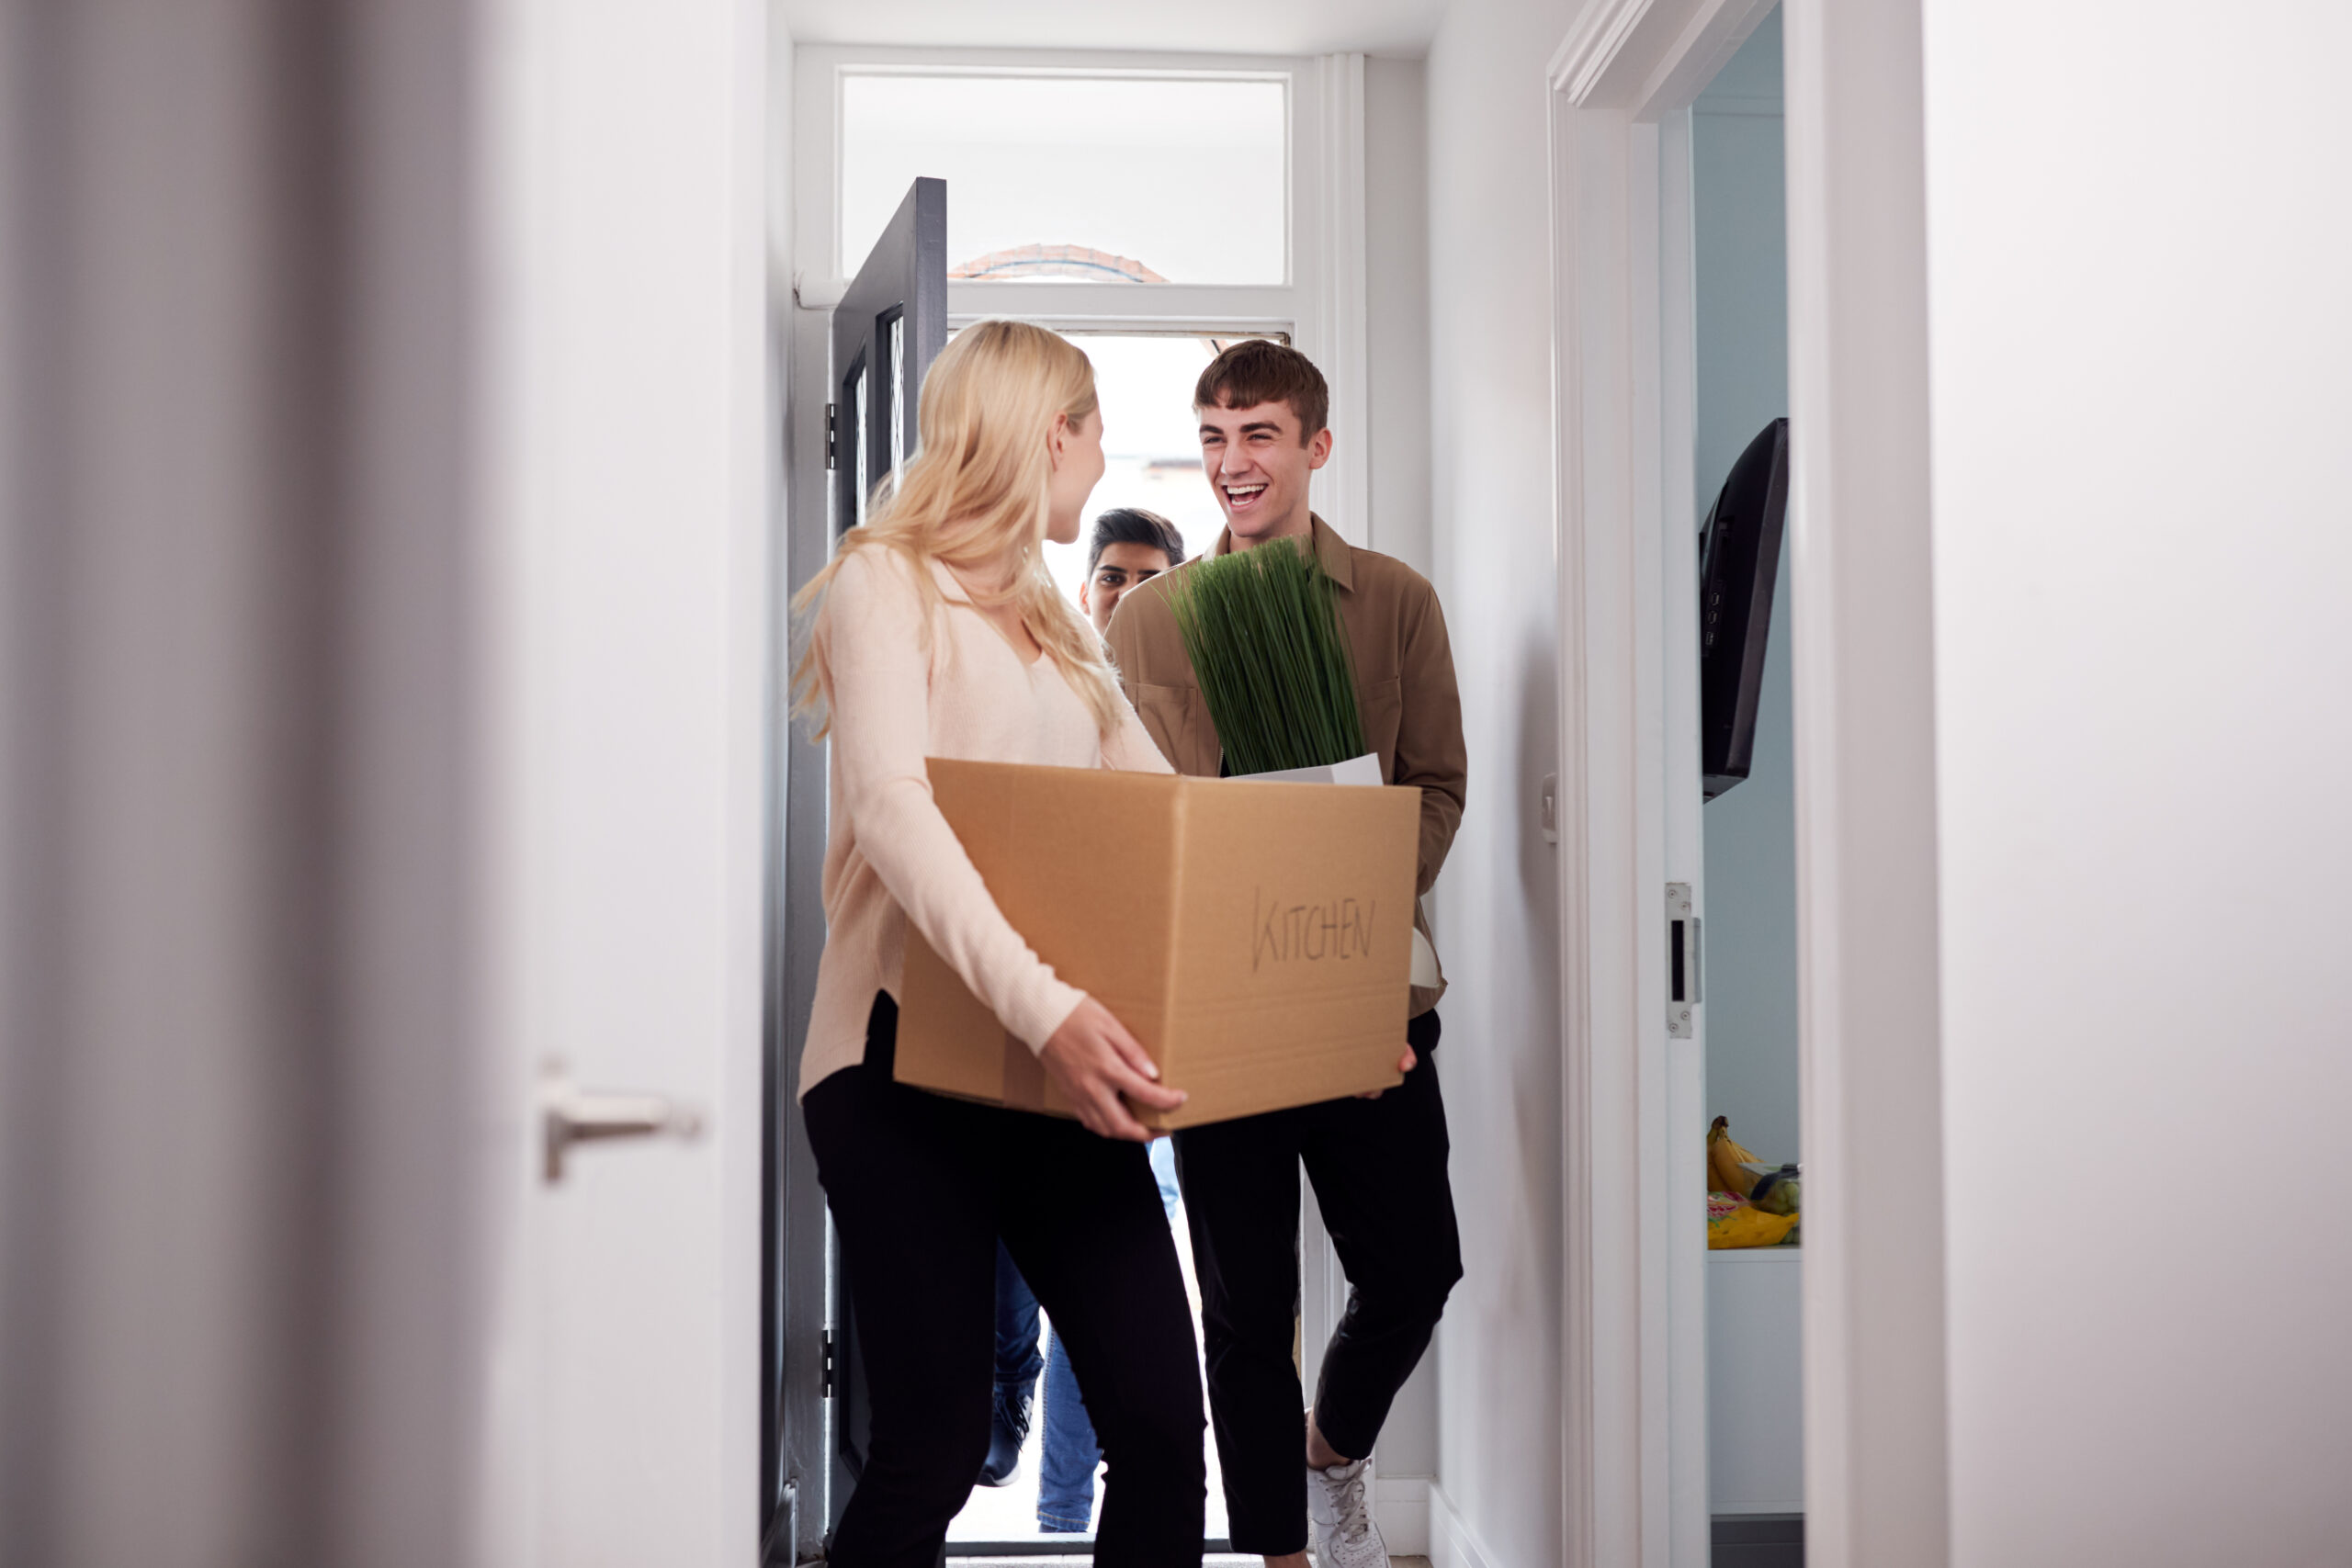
[1102, 513, 1466, 1017]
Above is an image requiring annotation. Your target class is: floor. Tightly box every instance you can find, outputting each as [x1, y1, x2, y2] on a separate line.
[1713, 1513, 1805, 1567]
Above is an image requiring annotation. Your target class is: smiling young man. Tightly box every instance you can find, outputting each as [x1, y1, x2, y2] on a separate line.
[1102, 341, 1466, 1568]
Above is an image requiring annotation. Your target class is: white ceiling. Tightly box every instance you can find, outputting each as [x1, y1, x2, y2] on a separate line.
[775, 0, 1448, 59]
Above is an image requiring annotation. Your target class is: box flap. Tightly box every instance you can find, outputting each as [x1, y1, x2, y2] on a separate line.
[1244, 750, 1385, 788]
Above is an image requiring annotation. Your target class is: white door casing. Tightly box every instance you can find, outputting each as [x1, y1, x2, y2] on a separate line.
[1546, 1, 1951, 1565]
[474, 1, 770, 1564]
[1779, 3, 1947, 1563]
[1544, 2, 1779, 1564]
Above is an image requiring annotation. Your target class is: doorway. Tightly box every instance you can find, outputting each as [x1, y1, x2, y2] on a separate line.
[940, 327, 1254, 1554]
[1543, 0, 1948, 1562]
[775, 175, 1306, 1558]
[777, 45, 1377, 1552]
[1685, 12, 1805, 1554]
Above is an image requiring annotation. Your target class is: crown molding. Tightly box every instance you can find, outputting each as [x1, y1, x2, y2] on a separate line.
[1548, 0, 1657, 104]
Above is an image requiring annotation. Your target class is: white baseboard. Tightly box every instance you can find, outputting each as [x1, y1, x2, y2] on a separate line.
[1427, 1481, 1499, 1568]
[1373, 1475, 1430, 1556]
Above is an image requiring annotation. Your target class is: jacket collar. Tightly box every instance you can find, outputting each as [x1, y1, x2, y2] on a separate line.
[1210, 512, 1355, 591]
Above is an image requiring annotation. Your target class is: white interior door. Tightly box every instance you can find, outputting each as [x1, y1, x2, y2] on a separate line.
[475, 2, 768, 1564]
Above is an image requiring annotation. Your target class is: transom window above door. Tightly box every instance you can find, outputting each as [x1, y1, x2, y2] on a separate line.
[794, 44, 1369, 533]
[839, 73, 1290, 288]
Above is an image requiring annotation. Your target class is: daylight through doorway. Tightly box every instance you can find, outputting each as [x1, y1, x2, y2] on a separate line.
[940, 327, 1278, 1551]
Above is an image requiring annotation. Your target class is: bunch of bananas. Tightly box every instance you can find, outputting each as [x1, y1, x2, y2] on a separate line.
[1705, 1115, 1803, 1247]
[1706, 1115, 1764, 1197]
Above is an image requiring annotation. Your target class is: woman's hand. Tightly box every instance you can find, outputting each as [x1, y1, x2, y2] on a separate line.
[1038, 998, 1186, 1141]
[1356, 1044, 1418, 1100]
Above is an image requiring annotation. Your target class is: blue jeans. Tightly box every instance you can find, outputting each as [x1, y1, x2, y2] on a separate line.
[999, 1137, 1184, 1532]
[993, 1243, 1046, 1404]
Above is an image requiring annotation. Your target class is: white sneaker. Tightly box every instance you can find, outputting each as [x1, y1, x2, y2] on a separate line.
[1306, 1458, 1389, 1568]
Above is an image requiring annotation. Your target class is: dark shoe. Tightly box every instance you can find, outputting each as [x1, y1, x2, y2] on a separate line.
[976, 1383, 1034, 1487]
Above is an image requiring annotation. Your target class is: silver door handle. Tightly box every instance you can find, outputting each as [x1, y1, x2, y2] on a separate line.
[541, 1060, 704, 1184]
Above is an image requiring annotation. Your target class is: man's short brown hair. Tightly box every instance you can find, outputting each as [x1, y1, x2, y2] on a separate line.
[1193, 339, 1329, 440]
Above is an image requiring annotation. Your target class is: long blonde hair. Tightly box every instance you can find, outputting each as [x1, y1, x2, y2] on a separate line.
[792, 320, 1123, 738]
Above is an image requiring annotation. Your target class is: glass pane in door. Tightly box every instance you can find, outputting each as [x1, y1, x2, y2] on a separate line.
[889, 313, 907, 477]
[852, 362, 870, 529]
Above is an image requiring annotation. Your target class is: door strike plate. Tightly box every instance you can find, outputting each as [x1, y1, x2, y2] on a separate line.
[1667, 881, 1700, 1039]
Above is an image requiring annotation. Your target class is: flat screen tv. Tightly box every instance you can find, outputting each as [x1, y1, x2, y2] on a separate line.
[1700, 417, 1790, 800]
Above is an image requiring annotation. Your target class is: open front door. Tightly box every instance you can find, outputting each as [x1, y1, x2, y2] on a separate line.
[778, 175, 947, 1541]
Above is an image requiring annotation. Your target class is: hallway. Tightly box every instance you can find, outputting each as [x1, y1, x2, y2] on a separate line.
[3, 3, 2348, 1568]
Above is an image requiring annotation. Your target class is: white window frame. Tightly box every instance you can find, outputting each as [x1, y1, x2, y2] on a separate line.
[790, 43, 1371, 536]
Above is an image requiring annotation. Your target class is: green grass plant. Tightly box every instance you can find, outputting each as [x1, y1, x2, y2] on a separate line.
[1167, 538, 1366, 775]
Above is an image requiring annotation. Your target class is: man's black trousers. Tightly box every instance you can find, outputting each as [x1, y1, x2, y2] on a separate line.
[805, 995, 1206, 1568]
[1171, 1008, 1462, 1557]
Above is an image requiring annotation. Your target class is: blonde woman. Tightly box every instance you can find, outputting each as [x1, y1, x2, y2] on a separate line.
[795, 321, 1204, 1566]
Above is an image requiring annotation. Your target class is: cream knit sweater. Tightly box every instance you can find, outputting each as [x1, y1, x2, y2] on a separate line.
[798, 546, 1172, 1099]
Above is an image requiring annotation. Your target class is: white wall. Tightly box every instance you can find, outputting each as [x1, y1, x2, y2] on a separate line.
[1691, 10, 1800, 1168]
[1365, 56, 1435, 581]
[1358, 53, 1444, 1486]
[1424, 1, 1577, 1562]
[1921, 4, 2352, 1562]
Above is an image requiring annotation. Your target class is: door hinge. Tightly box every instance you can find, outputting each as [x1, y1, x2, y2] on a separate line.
[820, 1327, 835, 1399]
[1667, 881, 1701, 1039]
[825, 403, 839, 470]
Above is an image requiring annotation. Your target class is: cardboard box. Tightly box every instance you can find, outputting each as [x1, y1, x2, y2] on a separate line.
[897, 758, 1421, 1130]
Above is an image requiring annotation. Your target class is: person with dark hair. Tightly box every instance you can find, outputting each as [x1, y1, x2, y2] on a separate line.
[1103, 338, 1467, 1568]
[1080, 507, 1187, 637]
